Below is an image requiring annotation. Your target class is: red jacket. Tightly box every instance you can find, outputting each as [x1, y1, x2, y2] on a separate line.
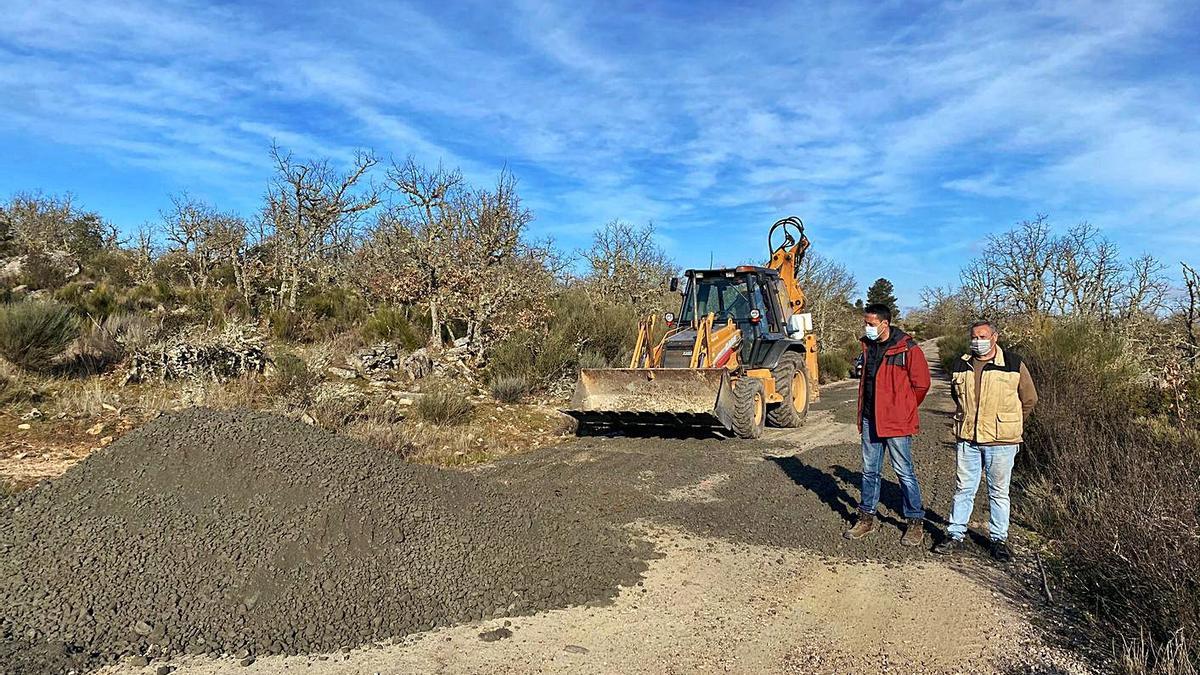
[857, 332, 930, 437]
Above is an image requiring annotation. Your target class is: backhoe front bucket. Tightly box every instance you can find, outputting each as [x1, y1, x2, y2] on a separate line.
[563, 368, 736, 432]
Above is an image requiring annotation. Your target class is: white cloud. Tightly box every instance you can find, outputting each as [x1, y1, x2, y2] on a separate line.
[0, 0, 1197, 302]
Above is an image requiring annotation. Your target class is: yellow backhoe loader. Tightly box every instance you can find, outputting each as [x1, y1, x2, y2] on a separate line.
[564, 216, 820, 438]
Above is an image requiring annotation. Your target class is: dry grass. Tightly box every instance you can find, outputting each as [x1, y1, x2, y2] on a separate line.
[1018, 322, 1199, 673]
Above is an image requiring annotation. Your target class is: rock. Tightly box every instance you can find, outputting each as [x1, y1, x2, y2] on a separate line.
[239, 656, 256, 666]
[478, 627, 513, 642]
[133, 620, 153, 636]
[86, 422, 106, 436]
[20, 408, 42, 421]
[123, 322, 268, 385]
[327, 366, 358, 380]
[156, 666, 174, 675]
[402, 350, 433, 380]
[564, 644, 589, 654]
[130, 655, 149, 666]
[17, 423, 31, 430]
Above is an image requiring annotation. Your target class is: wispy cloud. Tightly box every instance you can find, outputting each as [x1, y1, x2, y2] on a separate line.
[0, 0, 1197, 302]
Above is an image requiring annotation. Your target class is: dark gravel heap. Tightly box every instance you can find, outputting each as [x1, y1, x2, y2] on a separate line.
[0, 408, 648, 673]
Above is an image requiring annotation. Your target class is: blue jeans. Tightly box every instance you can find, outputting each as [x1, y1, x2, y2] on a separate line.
[946, 442, 1019, 542]
[859, 416, 925, 520]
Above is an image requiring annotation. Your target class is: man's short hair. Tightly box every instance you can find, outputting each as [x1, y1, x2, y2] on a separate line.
[863, 303, 892, 322]
[969, 320, 996, 334]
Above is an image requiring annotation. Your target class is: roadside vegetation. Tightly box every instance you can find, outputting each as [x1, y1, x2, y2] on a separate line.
[913, 216, 1200, 673]
[0, 148, 862, 488]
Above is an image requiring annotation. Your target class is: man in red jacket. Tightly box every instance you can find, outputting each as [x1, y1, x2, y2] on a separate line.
[843, 303, 932, 546]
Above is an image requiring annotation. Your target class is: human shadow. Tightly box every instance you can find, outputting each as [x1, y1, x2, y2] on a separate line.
[767, 456, 858, 521]
[827, 464, 951, 532]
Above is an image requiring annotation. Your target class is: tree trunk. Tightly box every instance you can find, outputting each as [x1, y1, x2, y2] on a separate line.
[429, 296, 441, 348]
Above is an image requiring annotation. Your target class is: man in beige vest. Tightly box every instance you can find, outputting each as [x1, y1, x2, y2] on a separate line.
[933, 320, 1037, 562]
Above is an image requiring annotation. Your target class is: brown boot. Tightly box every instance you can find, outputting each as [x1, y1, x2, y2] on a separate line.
[901, 518, 925, 547]
[843, 512, 877, 540]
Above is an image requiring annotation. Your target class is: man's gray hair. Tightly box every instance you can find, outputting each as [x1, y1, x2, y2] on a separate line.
[969, 320, 996, 334]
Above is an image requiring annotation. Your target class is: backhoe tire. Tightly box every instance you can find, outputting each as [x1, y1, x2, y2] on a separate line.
[767, 352, 810, 428]
[731, 377, 766, 439]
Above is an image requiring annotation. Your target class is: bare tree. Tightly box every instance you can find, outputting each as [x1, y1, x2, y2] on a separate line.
[160, 194, 250, 292]
[0, 192, 119, 260]
[959, 215, 1169, 325]
[361, 159, 552, 352]
[369, 158, 466, 346]
[798, 253, 858, 351]
[264, 144, 380, 310]
[580, 220, 675, 310]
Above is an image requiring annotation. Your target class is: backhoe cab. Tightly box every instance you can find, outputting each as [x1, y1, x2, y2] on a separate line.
[565, 217, 820, 439]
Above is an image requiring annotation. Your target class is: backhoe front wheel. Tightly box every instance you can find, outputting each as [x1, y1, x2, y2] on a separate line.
[767, 352, 810, 428]
[731, 377, 766, 439]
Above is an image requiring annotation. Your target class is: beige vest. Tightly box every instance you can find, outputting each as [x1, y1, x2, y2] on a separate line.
[950, 346, 1024, 444]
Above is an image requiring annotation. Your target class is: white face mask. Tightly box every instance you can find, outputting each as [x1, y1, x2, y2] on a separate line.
[865, 325, 880, 341]
[970, 338, 993, 355]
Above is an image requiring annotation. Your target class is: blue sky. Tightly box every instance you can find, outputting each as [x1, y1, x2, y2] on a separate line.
[2, 0, 1198, 306]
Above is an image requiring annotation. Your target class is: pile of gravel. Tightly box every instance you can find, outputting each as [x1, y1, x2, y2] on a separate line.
[0, 408, 648, 672]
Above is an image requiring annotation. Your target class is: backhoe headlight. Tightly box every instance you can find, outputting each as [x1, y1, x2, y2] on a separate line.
[749, 309, 761, 323]
[663, 312, 675, 325]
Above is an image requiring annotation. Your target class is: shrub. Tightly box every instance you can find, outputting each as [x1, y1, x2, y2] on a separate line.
[413, 382, 474, 425]
[70, 313, 159, 374]
[489, 374, 529, 403]
[578, 350, 609, 369]
[268, 309, 302, 342]
[55, 281, 120, 318]
[300, 285, 367, 339]
[363, 306, 423, 349]
[271, 352, 320, 404]
[936, 333, 969, 373]
[486, 329, 538, 379]
[0, 301, 80, 372]
[16, 252, 72, 291]
[1018, 321, 1199, 671]
[817, 352, 851, 383]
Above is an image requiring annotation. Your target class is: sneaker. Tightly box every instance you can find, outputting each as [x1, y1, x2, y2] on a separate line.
[842, 512, 877, 540]
[990, 540, 1013, 563]
[932, 536, 962, 555]
[900, 518, 925, 547]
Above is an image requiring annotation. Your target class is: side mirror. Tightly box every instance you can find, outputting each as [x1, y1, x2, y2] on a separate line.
[669, 277, 679, 292]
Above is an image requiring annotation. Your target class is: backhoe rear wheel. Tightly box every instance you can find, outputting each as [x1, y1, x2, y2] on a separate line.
[731, 377, 766, 439]
[767, 352, 810, 428]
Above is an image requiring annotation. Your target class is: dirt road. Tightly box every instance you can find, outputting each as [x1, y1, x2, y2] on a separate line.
[102, 342, 1091, 675]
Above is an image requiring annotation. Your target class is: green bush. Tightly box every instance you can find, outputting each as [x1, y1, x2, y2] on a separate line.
[363, 306, 423, 349]
[71, 313, 159, 374]
[413, 383, 474, 425]
[484, 290, 641, 386]
[489, 374, 529, 403]
[268, 309, 302, 342]
[578, 350, 609, 369]
[123, 281, 176, 311]
[55, 281, 121, 318]
[85, 249, 136, 286]
[817, 352, 851, 383]
[15, 252, 72, 291]
[300, 285, 367, 338]
[271, 351, 320, 405]
[0, 301, 81, 372]
[936, 333, 969, 373]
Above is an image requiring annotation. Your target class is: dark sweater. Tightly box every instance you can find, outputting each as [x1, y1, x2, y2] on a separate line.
[862, 328, 906, 420]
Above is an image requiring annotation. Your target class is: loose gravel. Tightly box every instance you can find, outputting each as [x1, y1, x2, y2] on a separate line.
[0, 409, 649, 673]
